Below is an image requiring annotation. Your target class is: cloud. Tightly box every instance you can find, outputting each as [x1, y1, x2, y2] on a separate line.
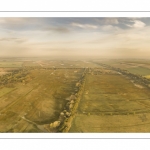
[0, 37, 18, 41]
[95, 18, 119, 25]
[71, 23, 98, 29]
[126, 20, 145, 28]
[101, 25, 119, 31]
[105, 18, 119, 24]
[43, 26, 70, 33]
[0, 17, 150, 58]
[0, 37, 27, 43]
[0, 18, 42, 32]
[0, 18, 37, 26]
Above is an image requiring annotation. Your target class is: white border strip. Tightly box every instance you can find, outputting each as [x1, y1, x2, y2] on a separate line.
[0, 133, 150, 139]
[0, 0, 150, 12]
[0, 12, 150, 17]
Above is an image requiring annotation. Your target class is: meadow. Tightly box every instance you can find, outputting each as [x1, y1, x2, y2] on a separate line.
[70, 71, 150, 132]
[0, 58, 150, 132]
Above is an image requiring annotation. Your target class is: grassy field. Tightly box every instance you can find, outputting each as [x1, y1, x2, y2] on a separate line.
[93, 60, 150, 75]
[98, 60, 150, 76]
[0, 60, 100, 132]
[126, 67, 150, 76]
[69, 73, 150, 132]
[1, 59, 150, 133]
[0, 87, 16, 97]
[0, 68, 84, 132]
[144, 75, 150, 79]
[23, 61, 41, 67]
[33, 60, 100, 68]
[0, 62, 23, 68]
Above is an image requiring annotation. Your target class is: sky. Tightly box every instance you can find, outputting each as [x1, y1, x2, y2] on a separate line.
[0, 17, 150, 59]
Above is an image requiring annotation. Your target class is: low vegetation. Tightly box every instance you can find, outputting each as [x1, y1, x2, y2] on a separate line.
[0, 58, 150, 132]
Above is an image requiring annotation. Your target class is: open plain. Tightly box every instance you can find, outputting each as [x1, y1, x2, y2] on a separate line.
[0, 58, 150, 132]
[70, 70, 150, 132]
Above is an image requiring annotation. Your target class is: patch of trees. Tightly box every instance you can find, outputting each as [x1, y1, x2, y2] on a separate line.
[0, 68, 30, 87]
[49, 68, 88, 132]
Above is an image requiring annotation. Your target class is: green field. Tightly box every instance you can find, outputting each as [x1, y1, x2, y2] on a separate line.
[126, 67, 150, 76]
[0, 87, 16, 97]
[69, 73, 150, 132]
[0, 62, 23, 68]
[144, 75, 150, 79]
[1, 59, 150, 133]
[0, 68, 84, 132]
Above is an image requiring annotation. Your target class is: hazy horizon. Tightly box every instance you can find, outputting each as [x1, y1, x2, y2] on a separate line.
[1, 17, 150, 59]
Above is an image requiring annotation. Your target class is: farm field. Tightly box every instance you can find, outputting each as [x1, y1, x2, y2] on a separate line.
[0, 66, 85, 132]
[0, 61, 23, 68]
[93, 59, 150, 78]
[0, 58, 150, 132]
[69, 72, 150, 132]
[126, 67, 150, 76]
